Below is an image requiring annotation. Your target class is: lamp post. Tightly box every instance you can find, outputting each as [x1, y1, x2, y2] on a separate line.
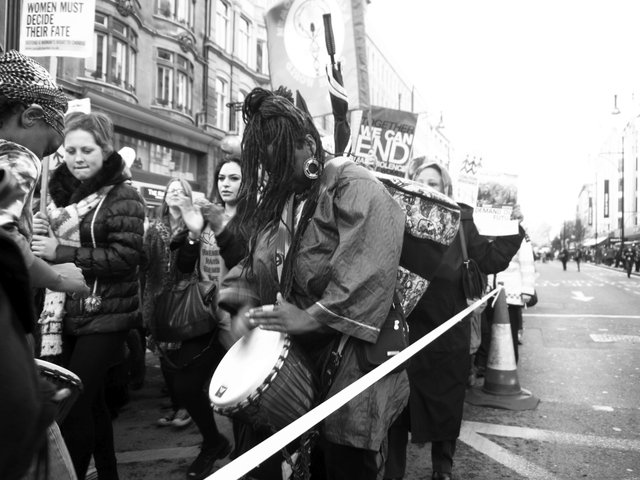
[610, 94, 638, 251]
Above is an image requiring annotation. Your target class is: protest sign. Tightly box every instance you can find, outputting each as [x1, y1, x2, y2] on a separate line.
[265, 0, 368, 117]
[474, 172, 519, 236]
[20, 0, 95, 58]
[353, 106, 418, 176]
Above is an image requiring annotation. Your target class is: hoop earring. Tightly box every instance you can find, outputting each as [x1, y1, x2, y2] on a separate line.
[303, 157, 320, 179]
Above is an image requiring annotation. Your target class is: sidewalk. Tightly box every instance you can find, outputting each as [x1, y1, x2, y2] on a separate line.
[109, 352, 234, 479]
[586, 261, 640, 277]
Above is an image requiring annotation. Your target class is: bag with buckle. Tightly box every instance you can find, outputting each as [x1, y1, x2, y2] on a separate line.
[150, 261, 218, 342]
[354, 294, 409, 374]
[459, 225, 487, 308]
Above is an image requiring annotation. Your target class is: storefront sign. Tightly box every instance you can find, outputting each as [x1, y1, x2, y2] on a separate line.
[20, 0, 96, 57]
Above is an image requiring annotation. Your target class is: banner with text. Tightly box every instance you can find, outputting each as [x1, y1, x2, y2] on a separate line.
[353, 107, 418, 176]
[265, 0, 369, 117]
[20, 0, 95, 57]
[474, 172, 519, 236]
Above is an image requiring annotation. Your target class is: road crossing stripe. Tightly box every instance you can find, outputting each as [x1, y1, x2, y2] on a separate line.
[463, 421, 640, 451]
[524, 314, 640, 319]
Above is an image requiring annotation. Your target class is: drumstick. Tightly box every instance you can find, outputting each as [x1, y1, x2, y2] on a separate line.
[40, 155, 50, 214]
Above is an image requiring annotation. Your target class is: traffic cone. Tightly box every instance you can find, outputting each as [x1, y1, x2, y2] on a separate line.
[466, 287, 539, 410]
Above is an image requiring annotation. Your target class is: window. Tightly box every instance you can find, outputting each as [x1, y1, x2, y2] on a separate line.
[256, 39, 267, 74]
[115, 132, 199, 182]
[237, 17, 250, 64]
[155, 48, 194, 114]
[85, 13, 137, 92]
[215, 0, 230, 50]
[156, 0, 194, 28]
[215, 77, 229, 130]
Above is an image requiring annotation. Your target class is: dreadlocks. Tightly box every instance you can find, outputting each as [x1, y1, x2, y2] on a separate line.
[238, 87, 325, 287]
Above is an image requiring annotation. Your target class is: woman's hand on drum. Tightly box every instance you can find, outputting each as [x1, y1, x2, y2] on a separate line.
[246, 293, 323, 334]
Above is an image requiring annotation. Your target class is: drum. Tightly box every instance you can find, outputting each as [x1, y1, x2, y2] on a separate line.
[35, 359, 83, 423]
[374, 171, 460, 245]
[375, 172, 461, 316]
[209, 328, 317, 432]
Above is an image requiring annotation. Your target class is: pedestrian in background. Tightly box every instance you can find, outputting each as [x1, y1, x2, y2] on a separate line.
[574, 247, 583, 272]
[32, 111, 145, 480]
[559, 247, 569, 271]
[384, 160, 525, 480]
[486, 231, 536, 361]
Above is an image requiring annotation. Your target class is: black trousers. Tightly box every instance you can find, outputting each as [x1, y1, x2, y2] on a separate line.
[160, 332, 225, 447]
[60, 331, 128, 480]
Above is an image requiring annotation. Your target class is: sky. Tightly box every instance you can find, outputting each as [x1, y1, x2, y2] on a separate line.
[364, 0, 640, 241]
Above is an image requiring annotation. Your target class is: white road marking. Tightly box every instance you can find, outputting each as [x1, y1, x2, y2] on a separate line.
[524, 314, 640, 319]
[593, 405, 614, 412]
[462, 420, 640, 451]
[590, 334, 640, 343]
[459, 423, 559, 480]
[571, 290, 594, 302]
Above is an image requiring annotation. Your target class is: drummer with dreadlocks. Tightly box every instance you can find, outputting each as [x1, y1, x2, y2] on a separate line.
[218, 86, 409, 479]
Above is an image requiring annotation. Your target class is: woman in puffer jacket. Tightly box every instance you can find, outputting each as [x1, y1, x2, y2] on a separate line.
[31, 111, 145, 480]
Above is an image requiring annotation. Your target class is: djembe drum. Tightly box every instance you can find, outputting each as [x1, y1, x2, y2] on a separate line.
[36, 359, 83, 423]
[209, 328, 317, 432]
[373, 171, 461, 316]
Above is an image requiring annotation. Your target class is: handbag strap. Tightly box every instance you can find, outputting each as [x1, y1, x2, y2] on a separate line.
[459, 222, 469, 262]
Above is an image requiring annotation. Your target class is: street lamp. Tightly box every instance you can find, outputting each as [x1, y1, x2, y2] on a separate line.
[610, 94, 636, 251]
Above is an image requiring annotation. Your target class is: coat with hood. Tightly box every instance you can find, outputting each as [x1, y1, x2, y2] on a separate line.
[48, 152, 145, 336]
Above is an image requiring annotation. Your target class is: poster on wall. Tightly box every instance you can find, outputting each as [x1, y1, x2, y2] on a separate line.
[352, 106, 418, 176]
[19, 0, 96, 57]
[474, 172, 519, 236]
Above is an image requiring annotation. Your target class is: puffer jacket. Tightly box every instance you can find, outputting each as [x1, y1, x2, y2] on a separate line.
[48, 152, 145, 335]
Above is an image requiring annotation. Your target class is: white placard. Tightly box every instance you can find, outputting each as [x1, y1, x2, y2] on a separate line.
[19, 0, 96, 58]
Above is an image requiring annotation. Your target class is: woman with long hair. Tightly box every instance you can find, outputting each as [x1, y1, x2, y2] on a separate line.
[142, 176, 232, 480]
[218, 87, 409, 479]
[31, 111, 145, 480]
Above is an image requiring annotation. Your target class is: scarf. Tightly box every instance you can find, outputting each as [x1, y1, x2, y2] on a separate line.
[38, 186, 113, 357]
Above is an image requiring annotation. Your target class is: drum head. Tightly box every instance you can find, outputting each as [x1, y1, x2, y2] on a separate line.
[35, 358, 81, 383]
[209, 328, 287, 408]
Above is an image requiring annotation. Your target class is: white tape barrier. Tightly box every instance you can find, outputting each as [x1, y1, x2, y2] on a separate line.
[207, 287, 501, 480]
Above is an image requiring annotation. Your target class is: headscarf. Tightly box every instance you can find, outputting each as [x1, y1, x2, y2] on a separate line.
[407, 156, 454, 199]
[0, 50, 68, 134]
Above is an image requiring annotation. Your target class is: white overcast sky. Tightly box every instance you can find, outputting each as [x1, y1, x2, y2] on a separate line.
[365, 0, 640, 237]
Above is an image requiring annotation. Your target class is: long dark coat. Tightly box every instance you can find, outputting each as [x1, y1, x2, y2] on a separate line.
[406, 205, 524, 442]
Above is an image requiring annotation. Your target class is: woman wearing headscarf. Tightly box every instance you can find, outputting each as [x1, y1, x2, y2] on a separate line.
[384, 158, 525, 480]
[218, 87, 408, 479]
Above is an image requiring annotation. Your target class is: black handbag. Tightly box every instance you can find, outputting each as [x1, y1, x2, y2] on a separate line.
[525, 290, 538, 308]
[150, 266, 218, 342]
[355, 294, 409, 373]
[459, 225, 487, 304]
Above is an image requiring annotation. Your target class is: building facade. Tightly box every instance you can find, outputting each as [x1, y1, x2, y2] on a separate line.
[1, 0, 270, 212]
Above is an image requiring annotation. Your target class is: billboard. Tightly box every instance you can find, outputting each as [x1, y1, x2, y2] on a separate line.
[19, 0, 95, 57]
